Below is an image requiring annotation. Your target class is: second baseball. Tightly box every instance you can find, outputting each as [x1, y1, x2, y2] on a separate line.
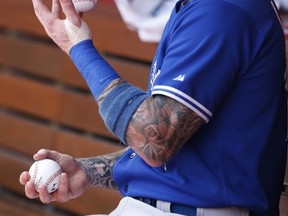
[72, 0, 97, 12]
[29, 159, 62, 193]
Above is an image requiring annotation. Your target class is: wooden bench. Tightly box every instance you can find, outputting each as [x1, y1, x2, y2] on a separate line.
[0, 0, 287, 215]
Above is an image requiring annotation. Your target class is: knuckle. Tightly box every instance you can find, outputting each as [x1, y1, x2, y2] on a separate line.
[40, 195, 52, 204]
[58, 197, 68, 203]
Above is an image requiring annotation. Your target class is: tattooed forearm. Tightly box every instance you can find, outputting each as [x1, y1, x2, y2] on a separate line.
[126, 95, 204, 166]
[77, 147, 128, 189]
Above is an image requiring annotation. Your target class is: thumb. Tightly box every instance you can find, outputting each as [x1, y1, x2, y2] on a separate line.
[33, 149, 61, 162]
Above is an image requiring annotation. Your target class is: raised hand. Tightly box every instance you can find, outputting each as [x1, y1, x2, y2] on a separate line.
[32, 0, 92, 54]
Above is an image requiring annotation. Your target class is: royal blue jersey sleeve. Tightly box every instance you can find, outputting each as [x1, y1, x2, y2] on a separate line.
[149, 1, 263, 122]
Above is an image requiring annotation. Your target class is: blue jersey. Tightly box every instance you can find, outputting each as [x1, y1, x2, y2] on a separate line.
[113, 0, 287, 215]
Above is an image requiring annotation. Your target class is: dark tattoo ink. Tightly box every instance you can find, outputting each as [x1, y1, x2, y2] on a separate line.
[126, 95, 204, 165]
[77, 147, 128, 189]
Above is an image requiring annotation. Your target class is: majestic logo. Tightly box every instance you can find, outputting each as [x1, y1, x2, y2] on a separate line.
[150, 60, 161, 90]
[173, 74, 185, 82]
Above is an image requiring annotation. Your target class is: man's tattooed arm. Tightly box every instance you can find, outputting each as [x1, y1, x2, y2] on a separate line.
[77, 147, 128, 190]
[97, 79, 204, 167]
[127, 95, 204, 167]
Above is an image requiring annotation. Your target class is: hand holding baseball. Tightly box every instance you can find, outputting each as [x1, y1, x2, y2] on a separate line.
[19, 149, 89, 204]
[32, 0, 92, 54]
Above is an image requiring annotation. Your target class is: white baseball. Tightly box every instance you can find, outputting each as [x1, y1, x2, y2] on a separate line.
[29, 159, 62, 193]
[72, 0, 97, 12]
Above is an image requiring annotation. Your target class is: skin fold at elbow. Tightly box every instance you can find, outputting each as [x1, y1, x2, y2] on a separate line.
[129, 143, 176, 167]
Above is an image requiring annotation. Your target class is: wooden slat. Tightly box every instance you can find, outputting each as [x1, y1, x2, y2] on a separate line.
[56, 90, 110, 136]
[0, 34, 80, 87]
[87, 11, 157, 62]
[0, 72, 113, 137]
[0, 150, 33, 193]
[0, 34, 150, 90]
[0, 34, 85, 92]
[53, 131, 124, 158]
[0, 0, 45, 37]
[0, 112, 123, 157]
[109, 57, 150, 91]
[0, 112, 55, 155]
[0, 72, 61, 120]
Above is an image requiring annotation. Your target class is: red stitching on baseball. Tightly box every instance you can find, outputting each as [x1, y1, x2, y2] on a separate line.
[31, 162, 39, 190]
[44, 168, 62, 188]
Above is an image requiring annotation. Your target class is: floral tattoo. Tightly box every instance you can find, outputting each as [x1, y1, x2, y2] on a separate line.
[127, 95, 204, 165]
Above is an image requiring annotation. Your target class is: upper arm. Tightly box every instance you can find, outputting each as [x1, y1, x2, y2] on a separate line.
[126, 95, 204, 167]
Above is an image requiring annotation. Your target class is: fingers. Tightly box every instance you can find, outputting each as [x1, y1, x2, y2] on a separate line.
[38, 185, 54, 203]
[25, 180, 39, 199]
[59, 0, 82, 27]
[56, 173, 70, 203]
[32, 0, 80, 30]
[20, 170, 48, 201]
[21, 171, 69, 204]
[33, 149, 48, 160]
[20, 149, 73, 204]
[19, 171, 38, 199]
[33, 149, 76, 174]
[38, 173, 69, 204]
[52, 0, 62, 17]
[32, 0, 55, 26]
[19, 171, 30, 185]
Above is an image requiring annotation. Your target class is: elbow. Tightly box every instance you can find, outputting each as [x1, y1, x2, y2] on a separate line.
[144, 159, 166, 167]
[136, 150, 172, 167]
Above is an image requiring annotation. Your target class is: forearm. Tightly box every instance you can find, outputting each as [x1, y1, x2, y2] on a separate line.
[76, 147, 128, 190]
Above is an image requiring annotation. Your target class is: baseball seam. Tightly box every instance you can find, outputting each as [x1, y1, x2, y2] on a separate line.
[32, 162, 39, 191]
[44, 169, 62, 190]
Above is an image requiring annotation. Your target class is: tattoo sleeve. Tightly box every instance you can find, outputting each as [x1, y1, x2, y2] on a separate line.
[77, 147, 128, 189]
[127, 95, 204, 166]
[97, 79, 204, 166]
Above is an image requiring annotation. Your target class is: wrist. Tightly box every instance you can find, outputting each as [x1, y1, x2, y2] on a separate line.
[76, 158, 94, 188]
[70, 40, 120, 100]
[64, 19, 92, 52]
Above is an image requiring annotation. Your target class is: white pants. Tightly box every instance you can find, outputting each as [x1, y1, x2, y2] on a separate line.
[88, 197, 182, 216]
[88, 197, 249, 216]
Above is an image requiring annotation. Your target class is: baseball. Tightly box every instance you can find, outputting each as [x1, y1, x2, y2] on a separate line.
[29, 159, 62, 193]
[72, 0, 97, 12]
